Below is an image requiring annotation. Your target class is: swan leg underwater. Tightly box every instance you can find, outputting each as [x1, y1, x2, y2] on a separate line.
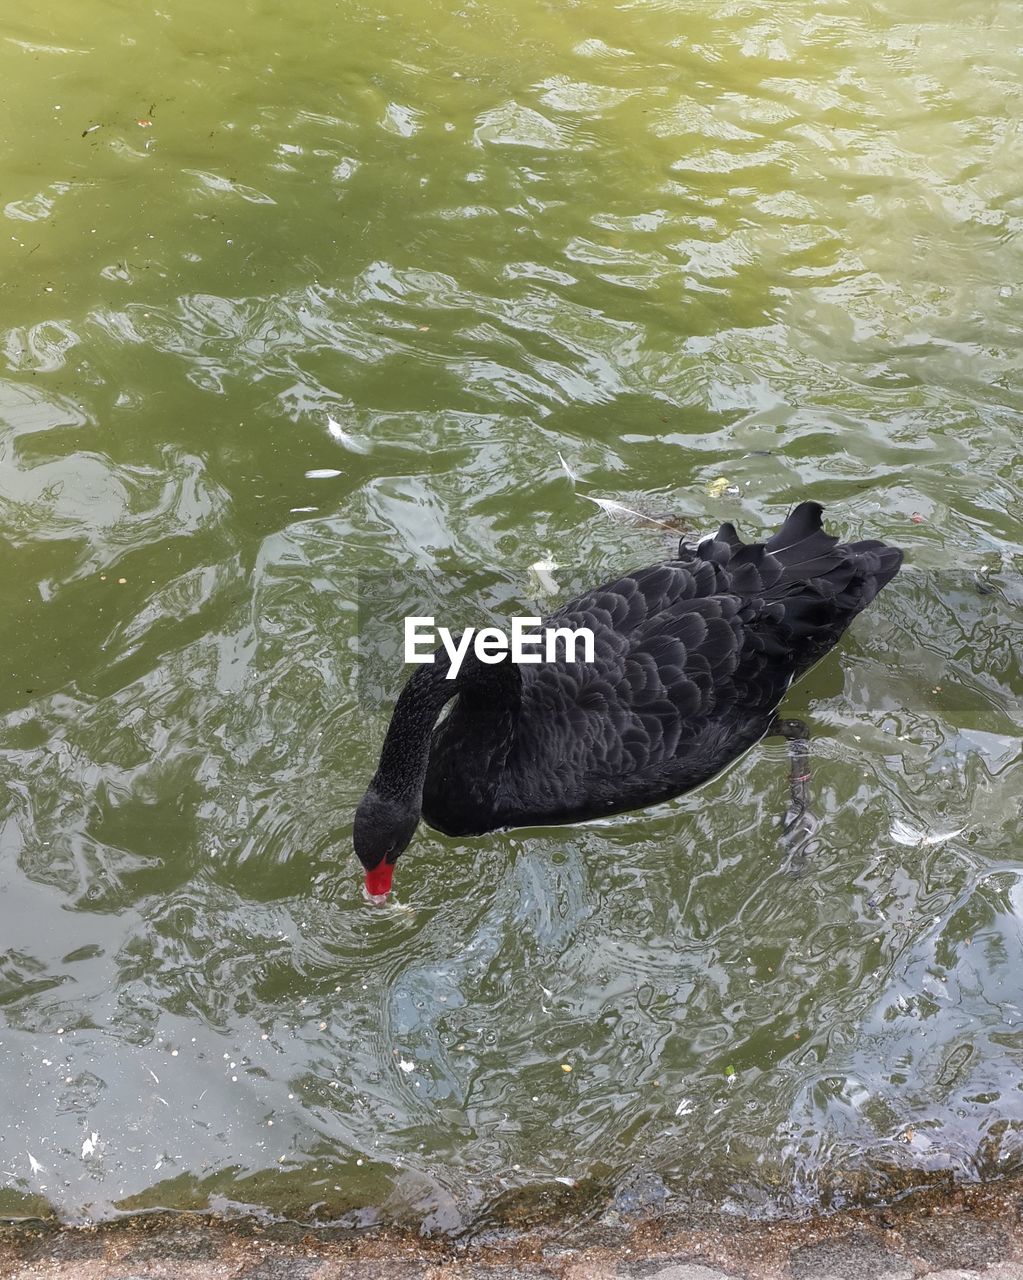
[767, 715, 821, 866]
[354, 501, 902, 900]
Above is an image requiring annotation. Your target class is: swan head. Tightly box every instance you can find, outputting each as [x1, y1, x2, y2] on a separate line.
[353, 786, 419, 902]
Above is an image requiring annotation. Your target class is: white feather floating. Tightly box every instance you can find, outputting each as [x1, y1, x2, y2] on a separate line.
[889, 819, 966, 847]
[578, 493, 680, 532]
[557, 451, 580, 483]
[327, 415, 371, 454]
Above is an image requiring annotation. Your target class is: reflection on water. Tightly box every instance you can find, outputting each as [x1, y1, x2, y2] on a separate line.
[0, 0, 1022, 1230]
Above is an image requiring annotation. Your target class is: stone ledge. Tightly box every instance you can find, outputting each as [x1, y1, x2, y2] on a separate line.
[2, 1178, 1023, 1280]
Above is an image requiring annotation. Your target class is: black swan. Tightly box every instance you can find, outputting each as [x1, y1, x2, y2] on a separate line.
[354, 501, 902, 899]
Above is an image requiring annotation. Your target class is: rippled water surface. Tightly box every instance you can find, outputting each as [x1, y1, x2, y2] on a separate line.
[1, 0, 1021, 1230]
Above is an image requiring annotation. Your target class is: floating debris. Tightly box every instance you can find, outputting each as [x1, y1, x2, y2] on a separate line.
[305, 468, 343, 479]
[81, 1132, 99, 1159]
[529, 557, 560, 595]
[561, 1063, 573, 1073]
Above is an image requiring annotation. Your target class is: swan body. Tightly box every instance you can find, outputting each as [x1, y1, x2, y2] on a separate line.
[354, 502, 902, 897]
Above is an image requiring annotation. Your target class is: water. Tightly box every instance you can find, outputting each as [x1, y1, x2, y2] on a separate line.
[1, 0, 1021, 1230]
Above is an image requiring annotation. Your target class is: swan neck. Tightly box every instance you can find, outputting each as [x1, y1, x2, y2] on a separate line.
[373, 664, 459, 802]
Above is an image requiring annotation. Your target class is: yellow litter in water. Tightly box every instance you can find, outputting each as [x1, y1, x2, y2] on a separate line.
[561, 1063, 572, 1073]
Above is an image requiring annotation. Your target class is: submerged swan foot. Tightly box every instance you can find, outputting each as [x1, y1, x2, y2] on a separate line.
[769, 717, 822, 870]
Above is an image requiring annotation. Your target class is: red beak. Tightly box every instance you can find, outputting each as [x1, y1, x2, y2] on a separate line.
[364, 862, 394, 899]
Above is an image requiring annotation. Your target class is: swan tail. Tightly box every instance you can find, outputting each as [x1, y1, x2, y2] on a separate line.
[690, 500, 902, 622]
[766, 501, 902, 604]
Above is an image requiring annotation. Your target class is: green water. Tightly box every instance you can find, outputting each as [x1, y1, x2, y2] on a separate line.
[1, 0, 1022, 1230]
